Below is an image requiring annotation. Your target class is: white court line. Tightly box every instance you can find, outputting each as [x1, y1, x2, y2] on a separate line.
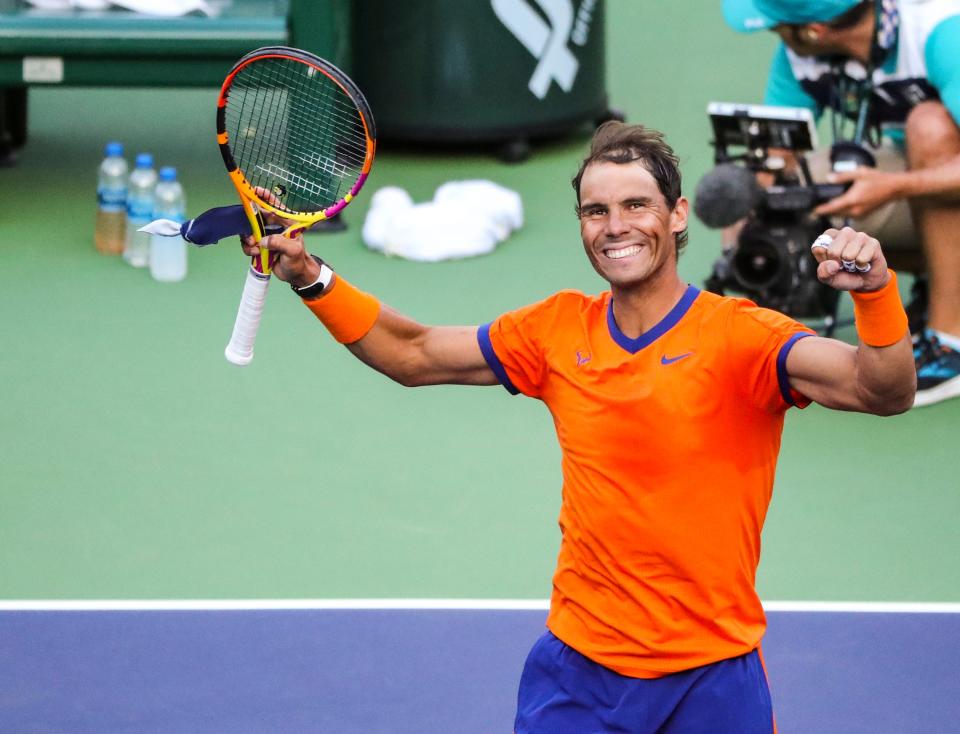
[762, 600, 960, 613]
[0, 599, 549, 612]
[0, 599, 959, 613]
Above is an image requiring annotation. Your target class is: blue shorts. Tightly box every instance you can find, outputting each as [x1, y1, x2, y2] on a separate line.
[514, 630, 774, 734]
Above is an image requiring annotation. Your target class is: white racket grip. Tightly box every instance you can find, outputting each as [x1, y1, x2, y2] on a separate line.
[224, 268, 271, 366]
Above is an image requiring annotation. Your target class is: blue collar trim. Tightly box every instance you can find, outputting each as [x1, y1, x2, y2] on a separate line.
[607, 285, 700, 354]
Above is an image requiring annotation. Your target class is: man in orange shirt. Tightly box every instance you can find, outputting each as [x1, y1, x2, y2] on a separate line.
[244, 122, 915, 733]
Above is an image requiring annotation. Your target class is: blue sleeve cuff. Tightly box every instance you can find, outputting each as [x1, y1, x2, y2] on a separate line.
[477, 323, 520, 395]
[776, 332, 814, 407]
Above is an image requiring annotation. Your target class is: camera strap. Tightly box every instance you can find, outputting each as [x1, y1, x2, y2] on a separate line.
[874, 0, 900, 63]
[830, 72, 875, 145]
[828, 0, 900, 147]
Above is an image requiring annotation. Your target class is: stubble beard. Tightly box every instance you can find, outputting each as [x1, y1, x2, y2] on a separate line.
[588, 239, 676, 296]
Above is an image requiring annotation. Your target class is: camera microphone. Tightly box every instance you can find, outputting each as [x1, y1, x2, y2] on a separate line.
[693, 164, 763, 229]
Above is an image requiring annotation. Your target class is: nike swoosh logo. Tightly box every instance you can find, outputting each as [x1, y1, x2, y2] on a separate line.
[661, 352, 693, 365]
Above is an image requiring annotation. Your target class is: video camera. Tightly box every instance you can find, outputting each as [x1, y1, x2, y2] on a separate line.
[696, 103, 875, 332]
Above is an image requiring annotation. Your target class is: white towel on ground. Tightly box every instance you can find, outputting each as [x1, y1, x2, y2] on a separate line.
[362, 181, 523, 262]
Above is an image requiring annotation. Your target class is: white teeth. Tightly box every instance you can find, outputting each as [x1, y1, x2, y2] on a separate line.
[605, 244, 642, 260]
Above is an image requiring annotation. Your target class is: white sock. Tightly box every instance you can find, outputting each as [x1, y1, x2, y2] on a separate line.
[934, 329, 960, 351]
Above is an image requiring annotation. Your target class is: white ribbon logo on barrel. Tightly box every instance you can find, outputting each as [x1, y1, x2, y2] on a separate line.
[492, 0, 596, 99]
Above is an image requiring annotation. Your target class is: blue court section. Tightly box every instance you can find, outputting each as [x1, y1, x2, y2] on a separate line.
[1, 608, 958, 733]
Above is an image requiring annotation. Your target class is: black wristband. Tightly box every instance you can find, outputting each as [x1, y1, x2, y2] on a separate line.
[292, 255, 334, 300]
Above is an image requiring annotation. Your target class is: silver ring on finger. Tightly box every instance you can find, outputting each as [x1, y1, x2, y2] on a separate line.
[811, 234, 833, 250]
[855, 262, 872, 273]
[841, 259, 858, 272]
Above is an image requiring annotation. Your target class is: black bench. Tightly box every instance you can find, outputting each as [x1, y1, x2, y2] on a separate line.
[0, 0, 349, 161]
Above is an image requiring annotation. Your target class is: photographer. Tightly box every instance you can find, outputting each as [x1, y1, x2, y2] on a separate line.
[722, 0, 960, 407]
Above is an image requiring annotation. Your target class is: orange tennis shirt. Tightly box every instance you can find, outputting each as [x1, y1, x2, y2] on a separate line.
[477, 285, 815, 678]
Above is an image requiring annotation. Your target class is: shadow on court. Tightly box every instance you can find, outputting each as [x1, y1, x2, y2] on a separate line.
[1, 607, 957, 733]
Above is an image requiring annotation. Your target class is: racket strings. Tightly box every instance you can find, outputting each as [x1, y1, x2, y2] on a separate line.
[236, 59, 305, 205]
[224, 56, 370, 214]
[254, 60, 299, 202]
[237, 62, 290, 206]
[280, 62, 364, 201]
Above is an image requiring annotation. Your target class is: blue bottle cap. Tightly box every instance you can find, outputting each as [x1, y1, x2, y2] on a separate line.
[159, 166, 177, 182]
[135, 153, 154, 168]
[104, 141, 124, 157]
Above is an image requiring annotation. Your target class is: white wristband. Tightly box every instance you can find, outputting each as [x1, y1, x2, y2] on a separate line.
[294, 263, 334, 292]
[293, 255, 335, 299]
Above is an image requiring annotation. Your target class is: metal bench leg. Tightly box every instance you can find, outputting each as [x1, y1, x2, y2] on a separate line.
[0, 87, 28, 166]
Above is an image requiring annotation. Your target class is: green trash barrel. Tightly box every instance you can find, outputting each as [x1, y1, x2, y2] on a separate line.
[351, 0, 616, 159]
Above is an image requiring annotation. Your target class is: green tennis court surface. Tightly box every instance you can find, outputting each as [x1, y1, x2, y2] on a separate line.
[2, 3, 956, 603]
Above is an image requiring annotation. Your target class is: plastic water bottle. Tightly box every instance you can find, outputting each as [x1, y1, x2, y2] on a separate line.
[124, 153, 158, 268]
[94, 141, 128, 255]
[149, 167, 187, 282]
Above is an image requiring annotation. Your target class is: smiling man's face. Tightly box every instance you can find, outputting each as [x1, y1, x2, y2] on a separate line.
[577, 160, 688, 293]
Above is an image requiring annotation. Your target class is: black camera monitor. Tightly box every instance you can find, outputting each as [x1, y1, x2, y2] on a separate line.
[708, 102, 818, 152]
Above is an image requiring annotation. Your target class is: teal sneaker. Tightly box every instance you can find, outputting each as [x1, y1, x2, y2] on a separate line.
[914, 330, 960, 407]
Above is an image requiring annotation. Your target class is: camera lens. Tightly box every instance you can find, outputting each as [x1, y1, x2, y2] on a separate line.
[830, 141, 876, 172]
[732, 232, 786, 292]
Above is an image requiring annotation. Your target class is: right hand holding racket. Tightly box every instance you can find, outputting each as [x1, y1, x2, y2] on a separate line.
[239, 188, 319, 288]
[240, 228, 320, 289]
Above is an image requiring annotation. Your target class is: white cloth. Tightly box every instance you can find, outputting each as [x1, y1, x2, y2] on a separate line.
[24, 0, 215, 15]
[139, 219, 181, 236]
[362, 181, 523, 262]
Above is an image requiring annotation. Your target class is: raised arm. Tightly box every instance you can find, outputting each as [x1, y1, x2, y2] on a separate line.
[785, 228, 916, 414]
[244, 232, 498, 388]
[345, 306, 498, 387]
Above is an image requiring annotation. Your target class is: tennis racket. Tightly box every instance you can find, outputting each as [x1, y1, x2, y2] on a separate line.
[217, 45, 376, 365]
